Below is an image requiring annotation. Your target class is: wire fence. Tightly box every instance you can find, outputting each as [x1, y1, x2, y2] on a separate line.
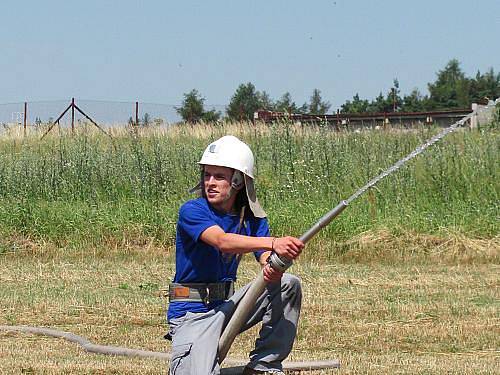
[0, 99, 226, 132]
[0, 98, 496, 136]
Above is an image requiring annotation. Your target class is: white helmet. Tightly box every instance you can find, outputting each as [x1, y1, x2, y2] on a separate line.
[199, 135, 255, 178]
[192, 135, 266, 218]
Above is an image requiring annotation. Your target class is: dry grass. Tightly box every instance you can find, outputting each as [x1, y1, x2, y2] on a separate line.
[1, 233, 498, 374]
[335, 229, 499, 264]
[0, 119, 426, 143]
[1, 121, 270, 141]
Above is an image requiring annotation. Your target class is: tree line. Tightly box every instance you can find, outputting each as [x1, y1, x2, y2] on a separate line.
[176, 59, 499, 123]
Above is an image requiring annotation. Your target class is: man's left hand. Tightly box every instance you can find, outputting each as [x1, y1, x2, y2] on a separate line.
[263, 263, 283, 283]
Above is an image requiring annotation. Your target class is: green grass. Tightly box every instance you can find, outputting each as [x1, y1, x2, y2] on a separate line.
[0, 122, 498, 250]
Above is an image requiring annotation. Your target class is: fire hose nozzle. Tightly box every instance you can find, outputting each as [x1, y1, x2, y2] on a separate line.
[268, 252, 293, 272]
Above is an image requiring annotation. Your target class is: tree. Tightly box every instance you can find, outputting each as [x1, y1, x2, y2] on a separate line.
[176, 89, 206, 123]
[176, 90, 222, 123]
[388, 79, 402, 112]
[367, 92, 390, 113]
[142, 113, 151, 127]
[341, 93, 369, 113]
[366, 79, 402, 113]
[308, 89, 331, 114]
[226, 83, 262, 121]
[274, 92, 298, 113]
[202, 109, 221, 123]
[401, 89, 431, 112]
[428, 59, 470, 109]
[257, 91, 275, 111]
[298, 102, 309, 113]
[470, 68, 500, 102]
[338, 61, 498, 114]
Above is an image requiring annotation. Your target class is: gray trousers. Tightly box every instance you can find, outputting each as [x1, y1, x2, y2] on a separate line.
[167, 273, 302, 375]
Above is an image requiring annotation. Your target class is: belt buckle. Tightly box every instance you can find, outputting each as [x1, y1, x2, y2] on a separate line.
[203, 286, 210, 305]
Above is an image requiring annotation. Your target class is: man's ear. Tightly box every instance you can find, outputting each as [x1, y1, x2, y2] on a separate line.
[231, 171, 244, 190]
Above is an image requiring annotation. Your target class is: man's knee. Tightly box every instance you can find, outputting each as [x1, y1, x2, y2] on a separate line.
[281, 273, 302, 300]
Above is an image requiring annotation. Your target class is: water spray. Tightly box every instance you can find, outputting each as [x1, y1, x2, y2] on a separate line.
[218, 109, 481, 363]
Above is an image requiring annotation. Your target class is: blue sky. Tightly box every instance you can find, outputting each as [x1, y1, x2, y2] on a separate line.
[1, 0, 499, 109]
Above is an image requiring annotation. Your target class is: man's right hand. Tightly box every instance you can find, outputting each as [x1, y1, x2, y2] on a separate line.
[273, 236, 304, 260]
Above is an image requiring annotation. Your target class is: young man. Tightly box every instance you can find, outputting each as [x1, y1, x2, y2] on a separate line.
[167, 135, 304, 375]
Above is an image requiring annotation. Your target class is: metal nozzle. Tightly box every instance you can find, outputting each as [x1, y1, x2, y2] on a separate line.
[268, 252, 293, 272]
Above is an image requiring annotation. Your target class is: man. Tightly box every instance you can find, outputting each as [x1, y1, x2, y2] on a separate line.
[167, 135, 304, 375]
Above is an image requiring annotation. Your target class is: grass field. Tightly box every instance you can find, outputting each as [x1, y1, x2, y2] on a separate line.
[0, 239, 498, 374]
[0, 122, 499, 373]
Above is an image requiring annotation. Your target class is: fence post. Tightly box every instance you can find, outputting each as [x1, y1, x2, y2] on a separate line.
[135, 101, 139, 126]
[24, 102, 27, 136]
[71, 97, 75, 133]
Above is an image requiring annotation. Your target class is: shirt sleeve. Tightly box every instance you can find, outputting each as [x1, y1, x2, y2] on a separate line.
[251, 217, 271, 261]
[178, 201, 218, 243]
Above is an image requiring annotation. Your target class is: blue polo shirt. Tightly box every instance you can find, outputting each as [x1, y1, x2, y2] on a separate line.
[167, 197, 270, 320]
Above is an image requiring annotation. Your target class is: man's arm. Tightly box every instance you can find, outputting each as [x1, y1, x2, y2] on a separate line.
[199, 225, 304, 260]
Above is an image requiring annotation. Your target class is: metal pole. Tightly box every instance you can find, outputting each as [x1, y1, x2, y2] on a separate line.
[40, 103, 72, 140]
[71, 98, 75, 133]
[24, 102, 27, 136]
[73, 102, 113, 140]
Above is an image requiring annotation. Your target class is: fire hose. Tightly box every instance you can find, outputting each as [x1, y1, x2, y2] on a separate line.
[0, 325, 339, 372]
[218, 109, 479, 363]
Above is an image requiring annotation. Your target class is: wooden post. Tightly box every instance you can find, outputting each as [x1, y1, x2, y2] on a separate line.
[135, 101, 139, 126]
[24, 102, 27, 136]
[71, 98, 75, 132]
[336, 109, 340, 131]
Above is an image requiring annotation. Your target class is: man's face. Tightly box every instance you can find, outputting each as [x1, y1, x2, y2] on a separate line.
[203, 165, 235, 208]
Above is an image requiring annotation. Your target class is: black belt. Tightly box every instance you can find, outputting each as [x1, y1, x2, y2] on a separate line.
[169, 281, 234, 304]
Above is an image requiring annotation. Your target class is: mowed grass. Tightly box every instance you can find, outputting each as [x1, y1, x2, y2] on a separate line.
[0, 235, 498, 374]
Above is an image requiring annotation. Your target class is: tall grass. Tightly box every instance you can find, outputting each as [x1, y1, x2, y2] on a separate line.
[0, 122, 498, 251]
